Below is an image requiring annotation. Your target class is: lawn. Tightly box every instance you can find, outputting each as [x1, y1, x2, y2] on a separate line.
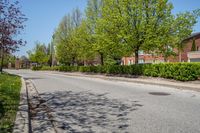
[0, 73, 21, 133]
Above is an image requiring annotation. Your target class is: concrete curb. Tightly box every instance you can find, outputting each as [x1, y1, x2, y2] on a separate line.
[45, 71, 200, 92]
[13, 78, 30, 133]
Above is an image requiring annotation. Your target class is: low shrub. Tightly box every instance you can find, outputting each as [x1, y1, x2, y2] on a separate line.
[32, 66, 42, 71]
[32, 63, 200, 81]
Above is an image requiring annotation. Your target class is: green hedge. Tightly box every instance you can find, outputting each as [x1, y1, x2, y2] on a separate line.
[32, 63, 200, 81]
[143, 63, 200, 81]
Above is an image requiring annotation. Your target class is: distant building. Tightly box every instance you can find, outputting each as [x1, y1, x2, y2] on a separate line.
[14, 56, 30, 69]
[8, 62, 12, 69]
[15, 58, 21, 69]
[181, 32, 200, 62]
[30, 63, 38, 68]
[122, 32, 200, 65]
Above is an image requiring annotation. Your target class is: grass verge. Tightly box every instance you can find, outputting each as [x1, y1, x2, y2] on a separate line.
[0, 73, 21, 133]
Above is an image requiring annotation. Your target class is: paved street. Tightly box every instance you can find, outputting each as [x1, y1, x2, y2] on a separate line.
[7, 69, 200, 133]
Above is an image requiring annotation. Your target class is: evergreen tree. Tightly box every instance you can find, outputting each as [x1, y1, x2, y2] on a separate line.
[191, 38, 197, 51]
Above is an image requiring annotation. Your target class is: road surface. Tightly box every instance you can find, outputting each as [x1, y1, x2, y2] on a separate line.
[7, 69, 200, 133]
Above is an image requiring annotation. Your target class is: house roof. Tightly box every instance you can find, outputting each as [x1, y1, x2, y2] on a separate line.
[184, 32, 200, 41]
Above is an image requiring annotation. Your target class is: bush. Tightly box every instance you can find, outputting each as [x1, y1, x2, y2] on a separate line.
[32, 63, 200, 81]
[32, 66, 42, 71]
[173, 63, 199, 81]
[59, 66, 73, 72]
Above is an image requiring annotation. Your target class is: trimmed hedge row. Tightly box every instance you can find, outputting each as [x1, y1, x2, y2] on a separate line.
[32, 63, 200, 81]
[144, 63, 200, 81]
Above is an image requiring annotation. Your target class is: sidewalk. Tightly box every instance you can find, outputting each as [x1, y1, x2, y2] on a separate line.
[13, 78, 29, 133]
[47, 71, 200, 92]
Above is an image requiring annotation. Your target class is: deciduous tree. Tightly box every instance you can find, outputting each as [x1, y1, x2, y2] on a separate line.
[54, 8, 82, 65]
[191, 38, 197, 51]
[85, 0, 104, 65]
[0, 0, 26, 72]
[27, 42, 49, 65]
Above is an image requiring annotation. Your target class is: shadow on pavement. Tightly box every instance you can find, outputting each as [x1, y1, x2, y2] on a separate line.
[24, 77, 44, 80]
[31, 90, 143, 133]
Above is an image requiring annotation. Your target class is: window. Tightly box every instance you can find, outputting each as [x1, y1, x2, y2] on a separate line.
[128, 59, 134, 65]
[138, 59, 144, 64]
[145, 60, 153, 64]
[197, 46, 200, 51]
[128, 60, 131, 65]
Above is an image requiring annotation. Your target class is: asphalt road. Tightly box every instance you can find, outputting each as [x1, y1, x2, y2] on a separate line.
[7, 69, 200, 133]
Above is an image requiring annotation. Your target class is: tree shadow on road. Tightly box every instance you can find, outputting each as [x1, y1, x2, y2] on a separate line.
[34, 91, 143, 133]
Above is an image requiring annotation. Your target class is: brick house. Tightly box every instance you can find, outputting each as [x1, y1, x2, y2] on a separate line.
[15, 58, 21, 69]
[181, 32, 200, 62]
[122, 32, 200, 65]
[14, 57, 30, 69]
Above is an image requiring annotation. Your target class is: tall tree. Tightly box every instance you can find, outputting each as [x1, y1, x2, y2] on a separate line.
[0, 0, 27, 72]
[54, 8, 82, 65]
[70, 21, 91, 65]
[53, 14, 73, 65]
[153, 13, 176, 62]
[69, 8, 82, 65]
[27, 42, 49, 65]
[95, 0, 174, 64]
[85, 0, 104, 65]
[96, 0, 132, 65]
[98, 0, 199, 64]
[47, 42, 56, 67]
[124, 0, 174, 64]
[51, 0, 199, 65]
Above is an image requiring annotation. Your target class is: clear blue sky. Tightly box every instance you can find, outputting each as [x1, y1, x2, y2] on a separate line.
[15, 0, 200, 56]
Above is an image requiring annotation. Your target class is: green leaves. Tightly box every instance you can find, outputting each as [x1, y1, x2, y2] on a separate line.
[27, 42, 49, 65]
[51, 0, 199, 65]
[33, 63, 200, 81]
[53, 8, 82, 65]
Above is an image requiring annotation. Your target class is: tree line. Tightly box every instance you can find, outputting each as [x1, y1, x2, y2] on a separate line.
[29, 0, 200, 66]
[27, 42, 54, 66]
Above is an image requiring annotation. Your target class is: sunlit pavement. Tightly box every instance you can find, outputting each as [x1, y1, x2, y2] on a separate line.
[7, 69, 200, 133]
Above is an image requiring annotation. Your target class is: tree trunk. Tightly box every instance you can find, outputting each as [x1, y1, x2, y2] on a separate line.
[164, 54, 168, 62]
[72, 57, 75, 66]
[84, 60, 87, 66]
[0, 48, 4, 73]
[49, 54, 52, 67]
[179, 50, 182, 62]
[100, 53, 104, 66]
[51, 54, 55, 67]
[135, 50, 139, 64]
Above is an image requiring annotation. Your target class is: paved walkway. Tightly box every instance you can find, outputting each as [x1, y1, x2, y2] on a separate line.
[13, 78, 29, 133]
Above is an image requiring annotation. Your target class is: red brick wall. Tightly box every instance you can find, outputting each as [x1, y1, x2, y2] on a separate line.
[122, 57, 135, 65]
[122, 34, 200, 65]
[122, 55, 165, 65]
[15, 59, 21, 69]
